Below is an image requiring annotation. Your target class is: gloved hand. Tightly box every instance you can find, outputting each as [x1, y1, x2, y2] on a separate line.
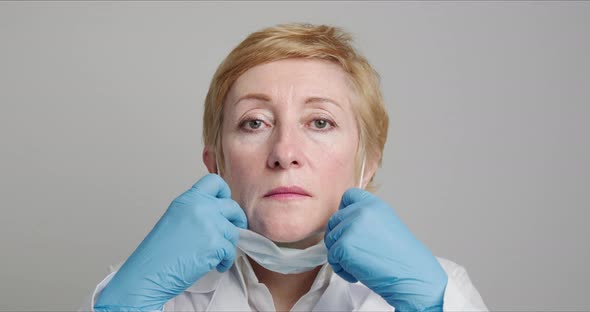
[324, 188, 448, 312]
[94, 174, 247, 312]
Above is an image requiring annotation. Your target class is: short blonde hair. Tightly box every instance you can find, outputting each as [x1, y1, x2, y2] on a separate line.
[202, 23, 389, 192]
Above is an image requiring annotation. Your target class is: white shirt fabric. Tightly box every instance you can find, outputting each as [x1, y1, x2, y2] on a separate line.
[235, 250, 333, 311]
[79, 250, 488, 311]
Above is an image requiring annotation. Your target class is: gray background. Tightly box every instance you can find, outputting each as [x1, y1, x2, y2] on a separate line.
[1, 1, 588, 311]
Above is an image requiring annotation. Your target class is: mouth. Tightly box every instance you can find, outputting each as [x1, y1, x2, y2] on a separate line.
[264, 186, 311, 200]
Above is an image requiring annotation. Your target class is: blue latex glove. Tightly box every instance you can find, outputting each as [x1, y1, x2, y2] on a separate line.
[94, 174, 247, 312]
[324, 188, 448, 312]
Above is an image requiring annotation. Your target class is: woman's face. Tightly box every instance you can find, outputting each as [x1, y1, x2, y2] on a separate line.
[215, 58, 361, 246]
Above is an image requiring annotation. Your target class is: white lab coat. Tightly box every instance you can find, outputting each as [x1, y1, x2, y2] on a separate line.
[79, 254, 488, 311]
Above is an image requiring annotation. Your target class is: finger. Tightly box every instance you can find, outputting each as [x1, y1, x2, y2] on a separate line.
[222, 223, 240, 246]
[215, 240, 237, 273]
[191, 174, 232, 199]
[217, 199, 248, 229]
[327, 238, 358, 283]
[324, 212, 357, 250]
[326, 201, 364, 234]
[331, 263, 358, 283]
[339, 188, 372, 211]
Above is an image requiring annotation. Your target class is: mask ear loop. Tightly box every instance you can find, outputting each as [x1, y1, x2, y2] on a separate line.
[358, 156, 366, 189]
[215, 153, 221, 176]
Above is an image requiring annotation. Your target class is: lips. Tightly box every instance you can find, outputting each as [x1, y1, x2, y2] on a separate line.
[264, 186, 311, 198]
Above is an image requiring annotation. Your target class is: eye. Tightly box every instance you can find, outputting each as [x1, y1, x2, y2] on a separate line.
[311, 118, 335, 130]
[247, 119, 263, 129]
[314, 119, 328, 129]
[239, 118, 268, 132]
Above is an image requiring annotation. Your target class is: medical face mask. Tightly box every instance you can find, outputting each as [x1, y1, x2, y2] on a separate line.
[216, 154, 366, 274]
[236, 228, 328, 274]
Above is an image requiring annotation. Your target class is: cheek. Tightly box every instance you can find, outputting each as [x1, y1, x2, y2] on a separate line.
[222, 141, 266, 211]
[311, 144, 358, 211]
[312, 131, 358, 182]
[319, 151, 357, 194]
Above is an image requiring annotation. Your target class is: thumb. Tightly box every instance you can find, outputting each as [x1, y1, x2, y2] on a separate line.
[191, 174, 232, 199]
[338, 188, 372, 210]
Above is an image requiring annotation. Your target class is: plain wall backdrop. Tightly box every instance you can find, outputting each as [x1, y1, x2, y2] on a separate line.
[1, 1, 589, 311]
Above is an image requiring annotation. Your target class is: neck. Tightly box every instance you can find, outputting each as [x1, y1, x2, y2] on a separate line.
[248, 255, 322, 311]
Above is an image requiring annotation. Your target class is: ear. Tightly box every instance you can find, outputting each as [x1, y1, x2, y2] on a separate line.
[202, 145, 218, 174]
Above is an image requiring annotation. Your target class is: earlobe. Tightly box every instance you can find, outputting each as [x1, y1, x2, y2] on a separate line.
[202, 146, 218, 174]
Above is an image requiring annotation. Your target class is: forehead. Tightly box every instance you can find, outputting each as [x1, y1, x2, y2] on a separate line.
[226, 58, 356, 106]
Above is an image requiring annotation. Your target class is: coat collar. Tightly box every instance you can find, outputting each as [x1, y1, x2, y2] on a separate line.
[312, 272, 355, 311]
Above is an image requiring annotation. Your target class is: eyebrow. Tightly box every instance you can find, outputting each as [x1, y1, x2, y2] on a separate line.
[234, 93, 271, 106]
[234, 93, 342, 109]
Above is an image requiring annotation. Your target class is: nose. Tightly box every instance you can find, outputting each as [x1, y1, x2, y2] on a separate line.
[267, 124, 304, 170]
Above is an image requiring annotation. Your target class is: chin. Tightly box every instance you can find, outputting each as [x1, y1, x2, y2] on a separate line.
[265, 229, 312, 243]
[251, 215, 324, 246]
[245, 199, 332, 246]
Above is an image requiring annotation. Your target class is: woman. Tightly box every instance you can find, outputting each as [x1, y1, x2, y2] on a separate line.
[85, 23, 487, 311]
